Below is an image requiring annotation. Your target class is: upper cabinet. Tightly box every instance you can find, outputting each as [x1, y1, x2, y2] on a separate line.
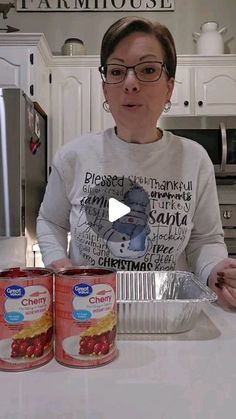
[50, 59, 91, 159]
[194, 66, 236, 115]
[0, 34, 51, 115]
[169, 56, 236, 116]
[1, 34, 236, 160]
[49, 59, 115, 158]
[91, 67, 115, 132]
[91, 56, 236, 127]
[168, 65, 191, 116]
[91, 55, 236, 129]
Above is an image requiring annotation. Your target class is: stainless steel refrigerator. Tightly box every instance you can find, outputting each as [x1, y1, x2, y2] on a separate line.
[0, 88, 47, 267]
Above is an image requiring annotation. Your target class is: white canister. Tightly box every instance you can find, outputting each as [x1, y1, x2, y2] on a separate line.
[192, 21, 227, 55]
[62, 38, 86, 56]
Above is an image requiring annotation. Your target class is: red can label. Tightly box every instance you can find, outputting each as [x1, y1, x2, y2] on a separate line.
[55, 268, 117, 368]
[0, 268, 53, 371]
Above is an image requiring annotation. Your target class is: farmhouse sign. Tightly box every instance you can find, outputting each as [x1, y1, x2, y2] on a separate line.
[16, 0, 175, 12]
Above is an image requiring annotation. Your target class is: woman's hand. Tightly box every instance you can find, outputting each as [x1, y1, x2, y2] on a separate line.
[46, 257, 73, 272]
[208, 258, 236, 309]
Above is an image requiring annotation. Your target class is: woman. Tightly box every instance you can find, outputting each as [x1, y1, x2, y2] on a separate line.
[37, 16, 236, 308]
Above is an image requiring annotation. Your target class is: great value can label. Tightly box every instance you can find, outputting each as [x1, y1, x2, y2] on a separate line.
[0, 267, 53, 371]
[55, 267, 117, 368]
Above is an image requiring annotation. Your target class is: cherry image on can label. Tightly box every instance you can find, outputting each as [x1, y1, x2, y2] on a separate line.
[0, 267, 53, 371]
[55, 267, 117, 368]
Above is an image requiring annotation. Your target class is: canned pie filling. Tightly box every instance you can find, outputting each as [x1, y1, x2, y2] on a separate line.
[55, 267, 117, 368]
[0, 267, 53, 371]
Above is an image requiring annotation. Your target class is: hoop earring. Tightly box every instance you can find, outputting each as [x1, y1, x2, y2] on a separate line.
[103, 100, 110, 113]
[164, 101, 171, 113]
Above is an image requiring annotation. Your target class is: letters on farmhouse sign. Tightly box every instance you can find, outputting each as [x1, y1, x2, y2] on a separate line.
[16, 0, 175, 12]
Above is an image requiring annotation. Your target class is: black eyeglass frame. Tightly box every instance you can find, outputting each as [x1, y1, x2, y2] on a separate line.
[98, 61, 169, 84]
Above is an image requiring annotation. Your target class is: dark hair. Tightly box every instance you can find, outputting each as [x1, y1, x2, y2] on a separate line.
[100, 16, 177, 79]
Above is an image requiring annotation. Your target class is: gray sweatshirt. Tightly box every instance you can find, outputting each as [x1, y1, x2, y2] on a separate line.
[37, 128, 227, 283]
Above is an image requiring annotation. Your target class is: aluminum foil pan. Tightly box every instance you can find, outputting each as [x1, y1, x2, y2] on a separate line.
[116, 271, 217, 334]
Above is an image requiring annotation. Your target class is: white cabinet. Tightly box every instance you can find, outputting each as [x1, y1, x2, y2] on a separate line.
[50, 60, 114, 162]
[169, 66, 191, 116]
[168, 56, 236, 116]
[194, 66, 236, 115]
[1, 35, 236, 158]
[0, 34, 51, 115]
[91, 67, 115, 132]
[30, 47, 51, 115]
[0, 46, 25, 88]
[91, 56, 236, 122]
[50, 61, 91, 160]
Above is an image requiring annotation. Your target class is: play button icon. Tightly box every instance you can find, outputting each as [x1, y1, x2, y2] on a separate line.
[108, 198, 130, 222]
[82, 176, 151, 243]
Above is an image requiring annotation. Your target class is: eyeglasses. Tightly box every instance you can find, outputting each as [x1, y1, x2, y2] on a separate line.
[98, 61, 168, 84]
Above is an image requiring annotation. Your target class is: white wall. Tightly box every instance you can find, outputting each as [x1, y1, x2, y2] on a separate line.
[0, 0, 235, 55]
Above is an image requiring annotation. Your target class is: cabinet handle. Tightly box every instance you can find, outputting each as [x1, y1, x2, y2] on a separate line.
[184, 100, 189, 107]
[198, 100, 203, 107]
[220, 122, 227, 174]
[30, 85, 34, 96]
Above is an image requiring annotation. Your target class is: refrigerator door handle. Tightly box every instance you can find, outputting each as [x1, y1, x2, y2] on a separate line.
[220, 122, 227, 174]
[0, 91, 11, 236]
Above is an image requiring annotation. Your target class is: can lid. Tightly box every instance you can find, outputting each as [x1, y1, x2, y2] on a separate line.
[56, 266, 116, 278]
[0, 267, 53, 278]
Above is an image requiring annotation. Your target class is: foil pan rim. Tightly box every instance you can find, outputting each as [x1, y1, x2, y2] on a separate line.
[116, 270, 217, 303]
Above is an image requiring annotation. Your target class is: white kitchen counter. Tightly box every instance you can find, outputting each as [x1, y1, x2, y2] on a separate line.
[0, 303, 235, 419]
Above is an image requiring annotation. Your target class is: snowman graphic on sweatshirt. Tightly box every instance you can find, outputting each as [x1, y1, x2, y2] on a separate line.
[104, 186, 151, 259]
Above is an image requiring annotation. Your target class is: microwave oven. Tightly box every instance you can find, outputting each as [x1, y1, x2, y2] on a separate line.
[169, 123, 236, 177]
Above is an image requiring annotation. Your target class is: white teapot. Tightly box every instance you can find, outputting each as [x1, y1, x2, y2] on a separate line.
[192, 21, 227, 55]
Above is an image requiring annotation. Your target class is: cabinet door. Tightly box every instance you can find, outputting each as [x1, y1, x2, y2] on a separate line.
[91, 66, 192, 122]
[168, 66, 192, 116]
[0, 57, 20, 87]
[0, 47, 28, 89]
[195, 67, 236, 115]
[29, 50, 50, 115]
[50, 67, 90, 162]
[0, 47, 50, 114]
[90, 67, 115, 132]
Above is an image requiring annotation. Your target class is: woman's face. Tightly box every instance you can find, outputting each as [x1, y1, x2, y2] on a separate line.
[103, 32, 175, 142]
